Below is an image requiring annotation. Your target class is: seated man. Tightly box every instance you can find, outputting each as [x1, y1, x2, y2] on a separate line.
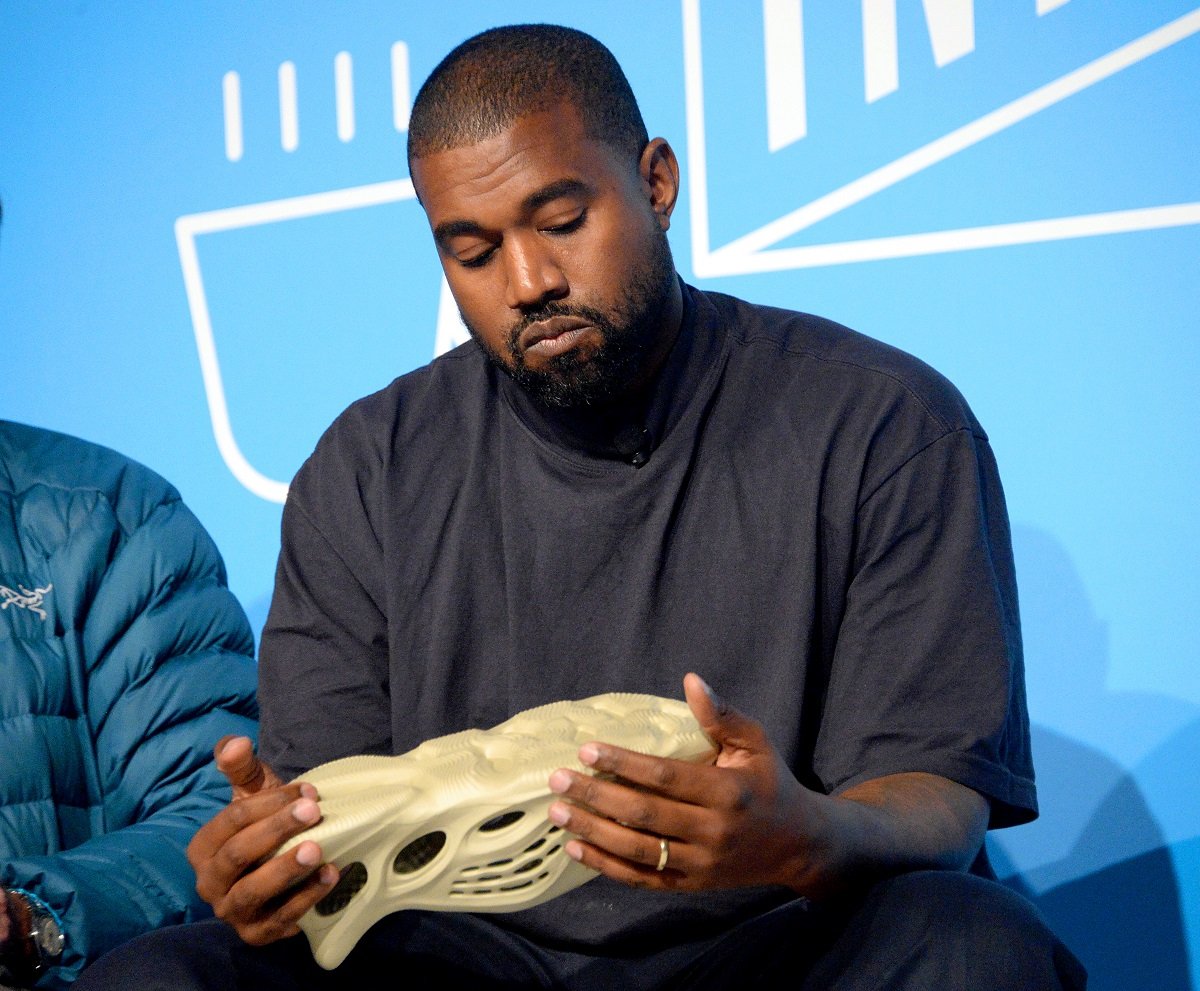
[0, 420, 258, 988]
[77, 24, 1085, 990]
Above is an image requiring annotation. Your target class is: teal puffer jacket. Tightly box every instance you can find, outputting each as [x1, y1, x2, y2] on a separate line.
[0, 421, 258, 988]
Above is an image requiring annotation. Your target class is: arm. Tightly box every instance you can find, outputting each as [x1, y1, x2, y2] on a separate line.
[185, 420, 391, 945]
[257, 425, 391, 781]
[0, 497, 257, 988]
[548, 674, 987, 898]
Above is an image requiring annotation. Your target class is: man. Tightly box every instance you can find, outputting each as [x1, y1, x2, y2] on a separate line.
[78, 24, 1084, 989]
[0, 419, 259, 989]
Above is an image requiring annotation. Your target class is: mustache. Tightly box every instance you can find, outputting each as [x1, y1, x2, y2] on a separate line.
[510, 301, 606, 339]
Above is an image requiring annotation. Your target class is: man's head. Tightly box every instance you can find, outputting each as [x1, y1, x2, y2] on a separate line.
[408, 25, 682, 410]
[407, 24, 648, 174]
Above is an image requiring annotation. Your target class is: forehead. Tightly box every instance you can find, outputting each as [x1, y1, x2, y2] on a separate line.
[412, 103, 632, 228]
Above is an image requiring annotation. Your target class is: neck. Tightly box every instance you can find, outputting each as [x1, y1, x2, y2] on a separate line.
[610, 272, 685, 410]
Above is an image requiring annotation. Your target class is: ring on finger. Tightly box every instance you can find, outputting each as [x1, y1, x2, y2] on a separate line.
[655, 836, 670, 872]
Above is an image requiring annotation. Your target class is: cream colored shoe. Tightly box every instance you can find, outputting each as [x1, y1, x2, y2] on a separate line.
[277, 693, 713, 969]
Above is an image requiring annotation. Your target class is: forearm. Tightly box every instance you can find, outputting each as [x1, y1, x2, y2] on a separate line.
[1, 806, 223, 986]
[790, 772, 988, 897]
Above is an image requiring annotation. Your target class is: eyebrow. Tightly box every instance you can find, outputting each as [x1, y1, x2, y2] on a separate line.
[523, 177, 593, 214]
[433, 177, 595, 248]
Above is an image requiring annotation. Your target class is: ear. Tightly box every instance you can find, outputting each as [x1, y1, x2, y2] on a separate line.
[638, 137, 680, 232]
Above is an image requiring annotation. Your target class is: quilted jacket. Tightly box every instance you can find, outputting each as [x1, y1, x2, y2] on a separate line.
[0, 421, 258, 987]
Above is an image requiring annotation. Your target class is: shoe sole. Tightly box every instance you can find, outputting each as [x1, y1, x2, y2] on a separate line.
[276, 692, 713, 969]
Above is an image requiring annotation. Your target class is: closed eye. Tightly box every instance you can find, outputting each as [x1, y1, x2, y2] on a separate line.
[457, 245, 497, 269]
[543, 210, 586, 236]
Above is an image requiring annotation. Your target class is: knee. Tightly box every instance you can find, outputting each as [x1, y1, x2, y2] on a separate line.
[75, 920, 243, 991]
[873, 869, 1041, 936]
[75, 927, 196, 991]
[825, 871, 1086, 990]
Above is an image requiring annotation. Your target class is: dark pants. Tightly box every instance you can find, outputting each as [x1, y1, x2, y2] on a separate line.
[76, 872, 1086, 990]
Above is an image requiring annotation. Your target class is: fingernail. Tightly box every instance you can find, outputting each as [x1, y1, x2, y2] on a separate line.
[578, 743, 600, 766]
[564, 841, 584, 862]
[295, 842, 319, 867]
[299, 782, 318, 800]
[549, 770, 572, 794]
[319, 865, 339, 886]
[548, 802, 571, 827]
[292, 799, 320, 824]
[697, 675, 726, 712]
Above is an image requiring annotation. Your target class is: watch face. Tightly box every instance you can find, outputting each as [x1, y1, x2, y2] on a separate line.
[34, 914, 65, 959]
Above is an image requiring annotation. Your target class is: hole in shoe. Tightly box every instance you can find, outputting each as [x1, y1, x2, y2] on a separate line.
[315, 862, 368, 916]
[478, 810, 525, 832]
[392, 831, 448, 874]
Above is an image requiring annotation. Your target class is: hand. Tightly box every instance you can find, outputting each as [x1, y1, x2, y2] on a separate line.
[0, 887, 11, 954]
[0, 888, 34, 981]
[187, 736, 339, 945]
[546, 673, 829, 894]
[546, 675, 989, 897]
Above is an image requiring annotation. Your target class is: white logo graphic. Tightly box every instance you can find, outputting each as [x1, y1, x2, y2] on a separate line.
[683, 0, 1200, 275]
[177, 42, 469, 504]
[1, 583, 53, 620]
[221, 44, 412, 160]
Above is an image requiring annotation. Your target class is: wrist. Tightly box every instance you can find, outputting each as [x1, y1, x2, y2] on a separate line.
[0, 889, 64, 988]
[781, 790, 886, 898]
[0, 889, 35, 987]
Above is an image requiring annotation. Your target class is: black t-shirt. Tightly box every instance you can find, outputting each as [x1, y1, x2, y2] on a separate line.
[259, 283, 1034, 951]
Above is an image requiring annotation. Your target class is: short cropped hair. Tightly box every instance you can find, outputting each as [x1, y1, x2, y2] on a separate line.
[407, 24, 649, 169]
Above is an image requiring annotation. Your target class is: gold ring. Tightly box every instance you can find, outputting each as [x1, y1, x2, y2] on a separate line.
[656, 836, 670, 872]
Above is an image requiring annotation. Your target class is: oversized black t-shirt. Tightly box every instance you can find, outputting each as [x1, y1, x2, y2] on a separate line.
[259, 283, 1034, 951]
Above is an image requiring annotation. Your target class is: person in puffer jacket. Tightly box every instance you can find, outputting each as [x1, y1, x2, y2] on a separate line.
[0, 420, 258, 989]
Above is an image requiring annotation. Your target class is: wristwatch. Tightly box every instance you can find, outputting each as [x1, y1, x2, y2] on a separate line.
[1, 888, 65, 987]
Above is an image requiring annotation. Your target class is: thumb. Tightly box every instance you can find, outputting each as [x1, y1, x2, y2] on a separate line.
[683, 673, 768, 755]
[214, 735, 284, 799]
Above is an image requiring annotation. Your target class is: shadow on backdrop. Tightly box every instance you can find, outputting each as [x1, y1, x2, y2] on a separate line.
[988, 525, 1196, 990]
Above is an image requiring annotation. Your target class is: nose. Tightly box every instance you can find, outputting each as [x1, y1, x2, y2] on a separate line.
[502, 233, 568, 311]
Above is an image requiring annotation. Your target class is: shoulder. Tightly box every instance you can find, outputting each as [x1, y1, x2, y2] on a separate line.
[0, 420, 181, 537]
[695, 288, 984, 439]
[286, 341, 492, 521]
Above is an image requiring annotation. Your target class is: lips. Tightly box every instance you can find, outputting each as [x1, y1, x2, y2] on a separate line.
[517, 315, 593, 353]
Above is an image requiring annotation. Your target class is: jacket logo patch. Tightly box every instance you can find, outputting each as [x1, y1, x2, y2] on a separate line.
[0, 583, 53, 620]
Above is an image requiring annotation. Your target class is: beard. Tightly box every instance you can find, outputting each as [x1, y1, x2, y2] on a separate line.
[463, 226, 677, 410]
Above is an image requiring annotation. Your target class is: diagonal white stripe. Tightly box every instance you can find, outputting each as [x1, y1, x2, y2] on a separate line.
[698, 203, 1200, 275]
[683, 0, 1200, 272]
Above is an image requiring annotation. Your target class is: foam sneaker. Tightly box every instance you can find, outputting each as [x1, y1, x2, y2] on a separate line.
[277, 692, 714, 969]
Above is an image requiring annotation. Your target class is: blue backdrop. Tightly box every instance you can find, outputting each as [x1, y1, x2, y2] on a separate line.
[2, 3, 1197, 985]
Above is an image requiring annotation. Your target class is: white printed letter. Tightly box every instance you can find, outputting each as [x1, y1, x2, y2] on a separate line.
[764, 0, 808, 151]
[863, 0, 975, 103]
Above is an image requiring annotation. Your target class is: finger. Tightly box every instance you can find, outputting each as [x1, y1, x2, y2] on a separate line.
[549, 796, 685, 870]
[548, 769, 696, 838]
[683, 673, 770, 756]
[216, 736, 286, 797]
[570, 744, 727, 808]
[193, 793, 321, 899]
[561, 832, 690, 892]
[188, 780, 309, 865]
[219, 854, 340, 945]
